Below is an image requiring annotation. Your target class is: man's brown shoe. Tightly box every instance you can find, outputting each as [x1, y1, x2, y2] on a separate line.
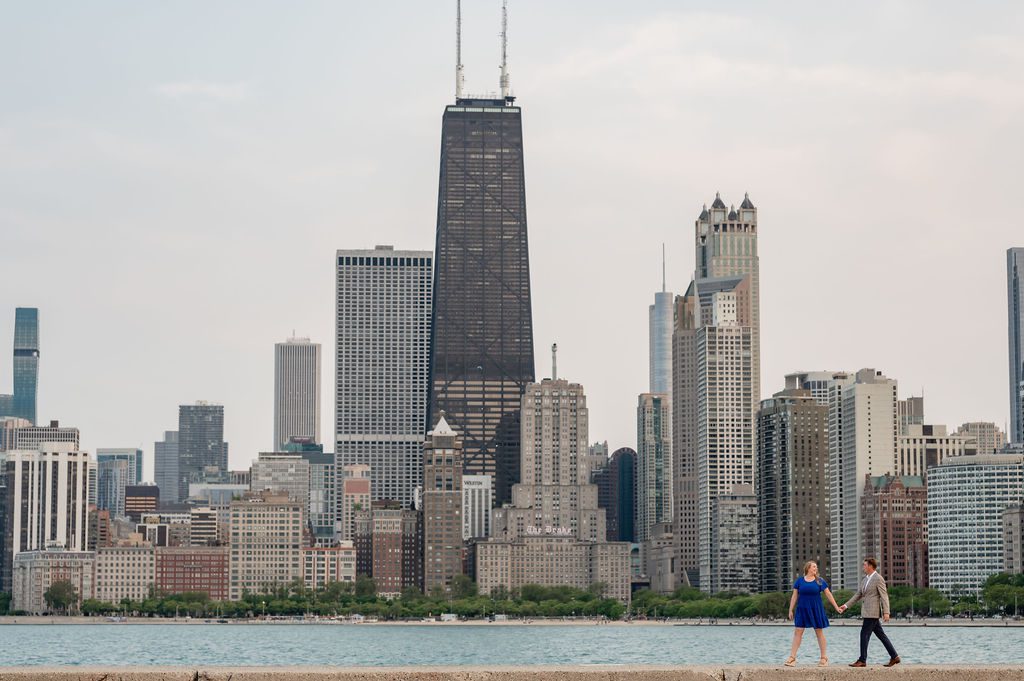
[849, 661, 867, 667]
[884, 657, 901, 667]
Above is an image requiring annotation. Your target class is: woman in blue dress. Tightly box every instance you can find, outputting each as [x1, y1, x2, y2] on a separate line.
[785, 560, 843, 667]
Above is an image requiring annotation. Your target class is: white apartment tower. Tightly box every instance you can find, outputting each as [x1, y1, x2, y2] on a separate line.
[829, 368, 899, 589]
[2, 443, 90, 592]
[273, 337, 321, 450]
[335, 246, 432, 508]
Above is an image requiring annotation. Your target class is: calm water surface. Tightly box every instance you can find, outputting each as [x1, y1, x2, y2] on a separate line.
[0, 623, 1022, 666]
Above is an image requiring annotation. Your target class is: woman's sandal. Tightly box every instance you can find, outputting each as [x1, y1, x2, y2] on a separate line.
[818, 657, 829, 667]
[784, 656, 797, 667]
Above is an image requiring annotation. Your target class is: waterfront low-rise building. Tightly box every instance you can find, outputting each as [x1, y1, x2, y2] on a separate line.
[11, 548, 95, 614]
[302, 542, 356, 590]
[155, 546, 229, 600]
[94, 538, 155, 603]
[228, 492, 303, 600]
[476, 535, 631, 603]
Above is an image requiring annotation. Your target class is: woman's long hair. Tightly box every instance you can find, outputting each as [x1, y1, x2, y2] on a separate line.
[802, 561, 824, 585]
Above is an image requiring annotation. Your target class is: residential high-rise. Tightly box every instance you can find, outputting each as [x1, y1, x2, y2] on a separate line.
[710, 484, 758, 594]
[335, 246, 432, 508]
[302, 543, 356, 590]
[927, 447, 1024, 595]
[636, 393, 672, 543]
[593, 447, 636, 543]
[95, 540, 156, 604]
[177, 404, 227, 503]
[250, 452, 311, 511]
[155, 546, 229, 600]
[428, 84, 535, 506]
[462, 474, 493, 540]
[353, 499, 421, 598]
[0, 308, 40, 425]
[829, 369, 899, 589]
[673, 194, 760, 593]
[12, 548, 94, 614]
[11, 420, 79, 450]
[896, 424, 976, 478]
[228, 492, 303, 600]
[956, 422, 1007, 455]
[95, 448, 143, 486]
[95, 458, 130, 518]
[1004, 504, 1024, 575]
[1, 417, 31, 452]
[479, 375, 630, 602]
[491, 378, 605, 543]
[273, 337, 321, 450]
[757, 389, 830, 594]
[337, 464, 371, 542]
[154, 431, 180, 504]
[2, 443, 90, 592]
[1008, 248, 1024, 444]
[785, 371, 851, 406]
[421, 416, 464, 593]
[861, 474, 928, 588]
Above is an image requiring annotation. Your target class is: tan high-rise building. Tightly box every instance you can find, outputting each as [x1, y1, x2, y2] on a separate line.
[673, 194, 760, 593]
[302, 542, 356, 590]
[757, 389, 830, 593]
[353, 500, 421, 598]
[12, 548, 95, 614]
[228, 492, 303, 600]
[956, 422, 1007, 455]
[479, 375, 630, 601]
[492, 378, 605, 542]
[421, 416, 464, 594]
[1003, 504, 1024, 574]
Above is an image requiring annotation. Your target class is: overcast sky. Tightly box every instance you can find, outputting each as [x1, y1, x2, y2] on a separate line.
[1, 1, 1022, 478]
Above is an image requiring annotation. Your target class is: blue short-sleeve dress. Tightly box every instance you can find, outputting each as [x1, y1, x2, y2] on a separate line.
[793, 577, 829, 629]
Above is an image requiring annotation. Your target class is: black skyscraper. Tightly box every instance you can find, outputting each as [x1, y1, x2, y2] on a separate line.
[428, 94, 535, 504]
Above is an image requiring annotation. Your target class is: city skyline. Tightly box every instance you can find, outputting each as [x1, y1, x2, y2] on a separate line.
[2, 3, 1023, 472]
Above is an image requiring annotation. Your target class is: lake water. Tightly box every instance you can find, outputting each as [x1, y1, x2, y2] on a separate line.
[0, 623, 1022, 667]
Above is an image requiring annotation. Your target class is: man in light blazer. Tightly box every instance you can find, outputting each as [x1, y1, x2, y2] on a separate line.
[840, 557, 900, 667]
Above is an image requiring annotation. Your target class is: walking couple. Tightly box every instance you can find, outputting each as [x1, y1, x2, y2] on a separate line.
[785, 557, 901, 668]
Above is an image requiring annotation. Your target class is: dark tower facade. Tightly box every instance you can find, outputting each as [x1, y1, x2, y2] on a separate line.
[428, 96, 535, 505]
[0, 307, 40, 425]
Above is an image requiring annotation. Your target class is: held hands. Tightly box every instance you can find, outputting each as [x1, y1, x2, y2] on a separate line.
[837, 605, 848, 613]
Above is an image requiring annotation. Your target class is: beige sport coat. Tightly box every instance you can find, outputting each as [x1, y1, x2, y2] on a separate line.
[844, 571, 890, 618]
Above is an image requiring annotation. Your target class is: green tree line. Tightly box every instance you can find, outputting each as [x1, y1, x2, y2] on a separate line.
[4, 573, 1023, 619]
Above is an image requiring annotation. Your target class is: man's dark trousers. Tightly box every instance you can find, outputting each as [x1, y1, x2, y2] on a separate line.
[859, 618, 898, 662]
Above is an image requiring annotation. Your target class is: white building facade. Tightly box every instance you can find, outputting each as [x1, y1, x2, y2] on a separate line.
[335, 246, 432, 508]
[462, 474, 493, 540]
[928, 448, 1024, 595]
[273, 337, 321, 450]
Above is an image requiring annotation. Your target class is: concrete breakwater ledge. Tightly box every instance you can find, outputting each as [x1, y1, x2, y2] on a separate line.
[3, 667, 1024, 681]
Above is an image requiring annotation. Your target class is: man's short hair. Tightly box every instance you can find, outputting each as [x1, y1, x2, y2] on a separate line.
[864, 557, 879, 569]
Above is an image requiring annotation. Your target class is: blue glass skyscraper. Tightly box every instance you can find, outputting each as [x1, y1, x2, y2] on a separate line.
[0, 307, 39, 425]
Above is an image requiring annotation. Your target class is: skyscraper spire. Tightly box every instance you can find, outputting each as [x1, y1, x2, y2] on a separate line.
[662, 243, 666, 293]
[455, 0, 465, 100]
[499, 0, 510, 100]
[552, 342, 558, 381]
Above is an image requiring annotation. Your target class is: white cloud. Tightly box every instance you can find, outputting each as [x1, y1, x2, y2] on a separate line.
[153, 80, 251, 101]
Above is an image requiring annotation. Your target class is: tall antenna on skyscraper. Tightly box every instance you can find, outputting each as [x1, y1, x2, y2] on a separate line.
[499, 0, 511, 100]
[456, 0, 465, 100]
[552, 343, 558, 381]
[662, 243, 666, 293]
